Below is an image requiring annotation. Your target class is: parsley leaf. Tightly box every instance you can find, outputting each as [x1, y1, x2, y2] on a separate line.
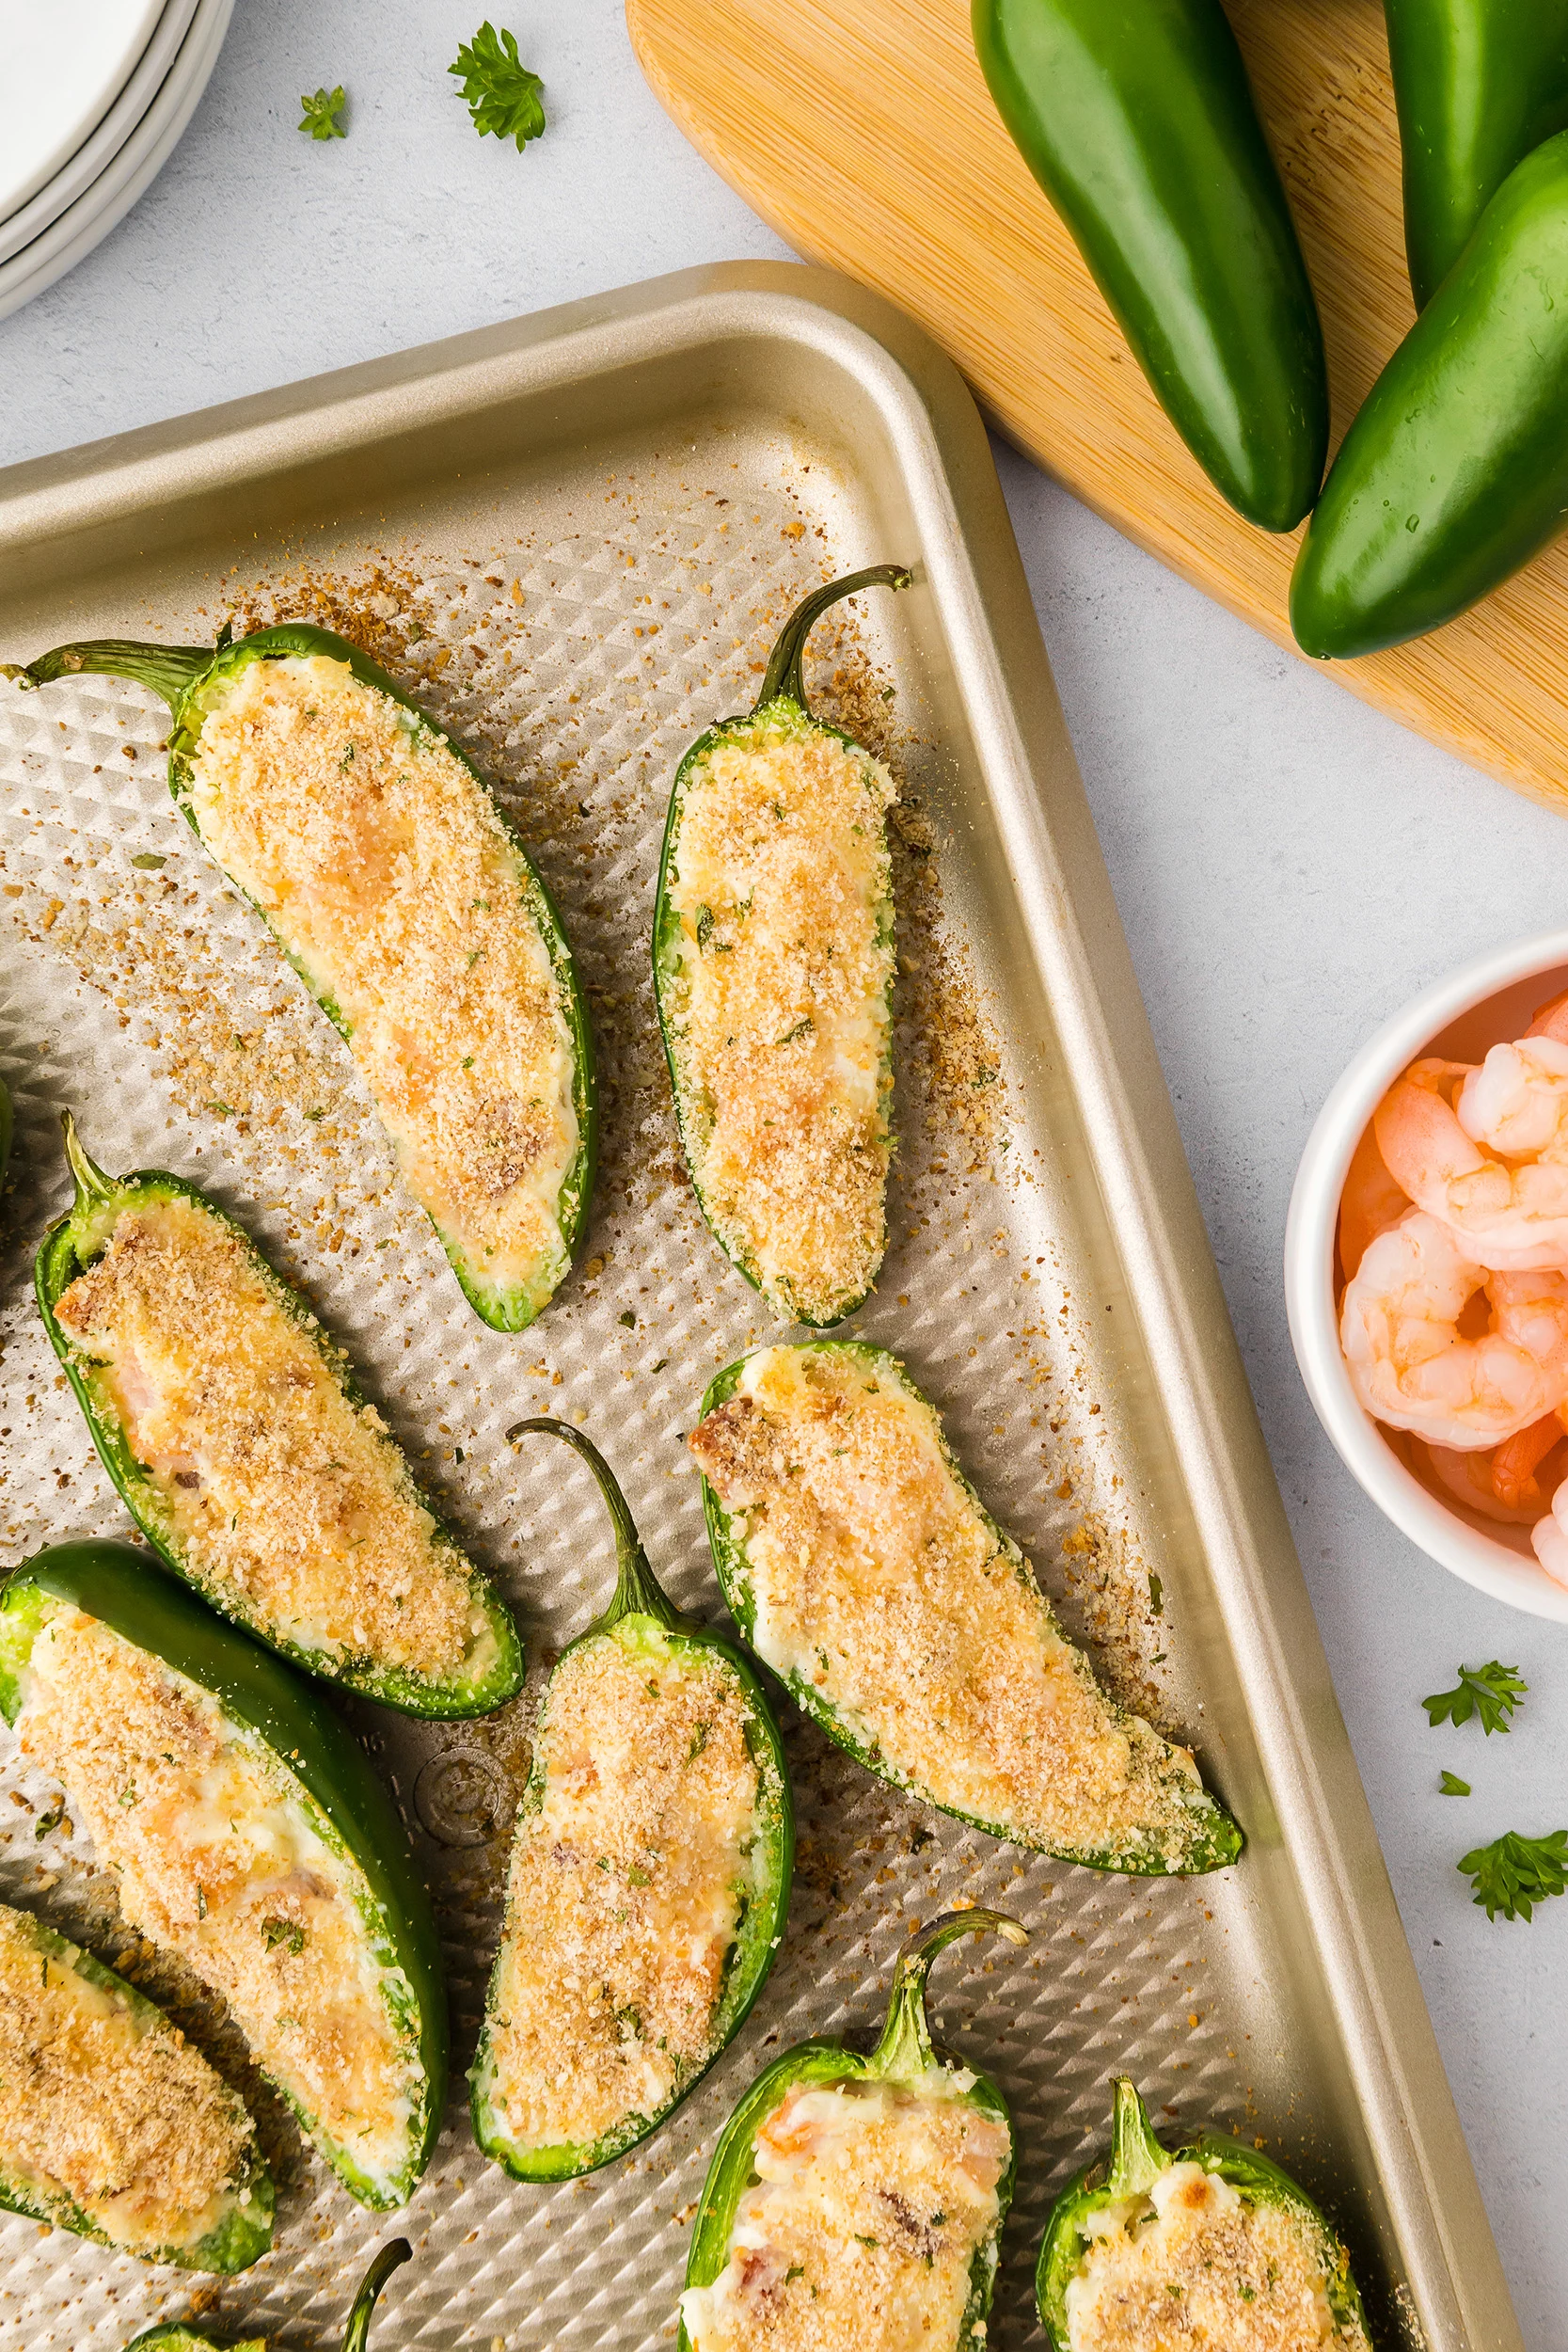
[1459, 1829, 1568, 1921]
[450, 24, 546, 151]
[261, 1915, 307, 1955]
[299, 86, 347, 141]
[1438, 1771, 1470, 1797]
[1422, 1660, 1527, 1736]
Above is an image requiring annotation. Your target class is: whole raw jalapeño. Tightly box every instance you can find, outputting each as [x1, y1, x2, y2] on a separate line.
[973, 0, 1328, 531]
[653, 565, 911, 1328]
[36, 1114, 523, 1718]
[128, 2237, 410, 2349]
[470, 1420, 793, 2180]
[1036, 2078, 1372, 2350]
[2, 620, 595, 1331]
[679, 1910, 1027, 2352]
[1386, 0, 1568, 306]
[0, 1541, 448, 2212]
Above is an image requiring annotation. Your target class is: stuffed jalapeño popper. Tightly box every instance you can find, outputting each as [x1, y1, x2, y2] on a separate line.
[471, 1420, 793, 2179]
[0, 1540, 448, 2211]
[654, 565, 911, 1327]
[691, 1340, 1242, 1874]
[2, 620, 594, 1330]
[37, 1114, 523, 1717]
[679, 1909, 1027, 2352]
[0, 1899, 273, 2271]
[1036, 2077, 1372, 2350]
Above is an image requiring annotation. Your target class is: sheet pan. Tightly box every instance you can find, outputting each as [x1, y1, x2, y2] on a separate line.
[0, 262, 1517, 2350]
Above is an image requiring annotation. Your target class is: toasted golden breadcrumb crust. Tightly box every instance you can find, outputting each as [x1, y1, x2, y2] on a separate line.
[487, 1632, 761, 2153]
[55, 1193, 486, 1682]
[666, 712, 895, 1323]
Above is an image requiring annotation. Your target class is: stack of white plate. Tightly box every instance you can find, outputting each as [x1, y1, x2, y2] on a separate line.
[0, 0, 234, 324]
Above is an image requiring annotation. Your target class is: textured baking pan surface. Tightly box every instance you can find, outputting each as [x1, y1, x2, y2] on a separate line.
[0, 265, 1513, 2350]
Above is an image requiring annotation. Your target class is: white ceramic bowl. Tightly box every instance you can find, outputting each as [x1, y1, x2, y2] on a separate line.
[1286, 930, 1568, 1622]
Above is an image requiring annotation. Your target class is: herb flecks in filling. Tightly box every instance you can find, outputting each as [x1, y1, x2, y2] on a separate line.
[668, 709, 895, 1324]
[16, 1611, 421, 2197]
[0, 1905, 253, 2255]
[692, 1347, 1216, 1867]
[187, 655, 578, 1299]
[680, 2075, 1008, 2352]
[1065, 2164, 1350, 2350]
[54, 1195, 489, 1684]
[487, 1634, 762, 2154]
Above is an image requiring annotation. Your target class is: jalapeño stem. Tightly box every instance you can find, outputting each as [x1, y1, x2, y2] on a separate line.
[507, 1417, 688, 1635]
[1105, 2076, 1170, 2198]
[753, 564, 914, 718]
[869, 1907, 1027, 2083]
[341, 2239, 412, 2352]
[1, 639, 214, 713]
[60, 1110, 115, 1213]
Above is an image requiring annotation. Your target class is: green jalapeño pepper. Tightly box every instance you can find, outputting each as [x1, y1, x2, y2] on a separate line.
[1291, 130, 1568, 660]
[973, 0, 1328, 531]
[128, 2237, 410, 2350]
[0, 1541, 448, 2211]
[691, 1341, 1242, 1875]
[653, 565, 911, 1328]
[678, 1909, 1027, 2352]
[1386, 0, 1568, 307]
[471, 1420, 793, 2180]
[0, 1898, 273, 2271]
[1036, 2077, 1371, 2349]
[1, 621, 594, 1331]
[36, 1115, 523, 1718]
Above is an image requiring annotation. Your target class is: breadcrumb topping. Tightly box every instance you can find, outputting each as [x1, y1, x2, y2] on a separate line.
[187, 655, 578, 1301]
[664, 707, 895, 1323]
[0, 1902, 253, 2254]
[690, 1347, 1212, 1867]
[55, 1193, 491, 1684]
[680, 2073, 1008, 2352]
[1066, 2164, 1362, 2350]
[485, 1629, 764, 2153]
[17, 1609, 421, 2198]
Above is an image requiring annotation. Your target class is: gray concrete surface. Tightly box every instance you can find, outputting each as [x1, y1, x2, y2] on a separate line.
[4, 3, 1565, 2341]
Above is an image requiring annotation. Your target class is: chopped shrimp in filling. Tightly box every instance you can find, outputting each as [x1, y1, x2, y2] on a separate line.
[486, 1635, 764, 2153]
[16, 1611, 420, 2196]
[680, 2074, 1009, 2352]
[666, 711, 895, 1324]
[187, 654, 578, 1297]
[1064, 2163, 1361, 2350]
[0, 1905, 254, 2254]
[54, 1194, 490, 1683]
[690, 1347, 1212, 1866]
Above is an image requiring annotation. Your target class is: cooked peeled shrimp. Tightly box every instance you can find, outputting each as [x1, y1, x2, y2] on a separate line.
[1415, 1439, 1555, 1526]
[1337, 1121, 1412, 1283]
[1534, 1483, 1568, 1585]
[1457, 1035, 1568, 1165]
[1375, 1058, 1568, 1270]
[1340, 1212, 1568, 1447]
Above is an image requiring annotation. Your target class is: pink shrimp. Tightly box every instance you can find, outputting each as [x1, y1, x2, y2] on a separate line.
[1375, 1058, 1568, 1270]
[1340, 1212, 1568, 1448]
[1413, 1430, 1564, 1524]
[1337, 1121, 1412, 1285]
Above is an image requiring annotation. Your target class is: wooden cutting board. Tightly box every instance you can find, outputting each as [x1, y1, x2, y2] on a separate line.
[626, 0, 1568, 817]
